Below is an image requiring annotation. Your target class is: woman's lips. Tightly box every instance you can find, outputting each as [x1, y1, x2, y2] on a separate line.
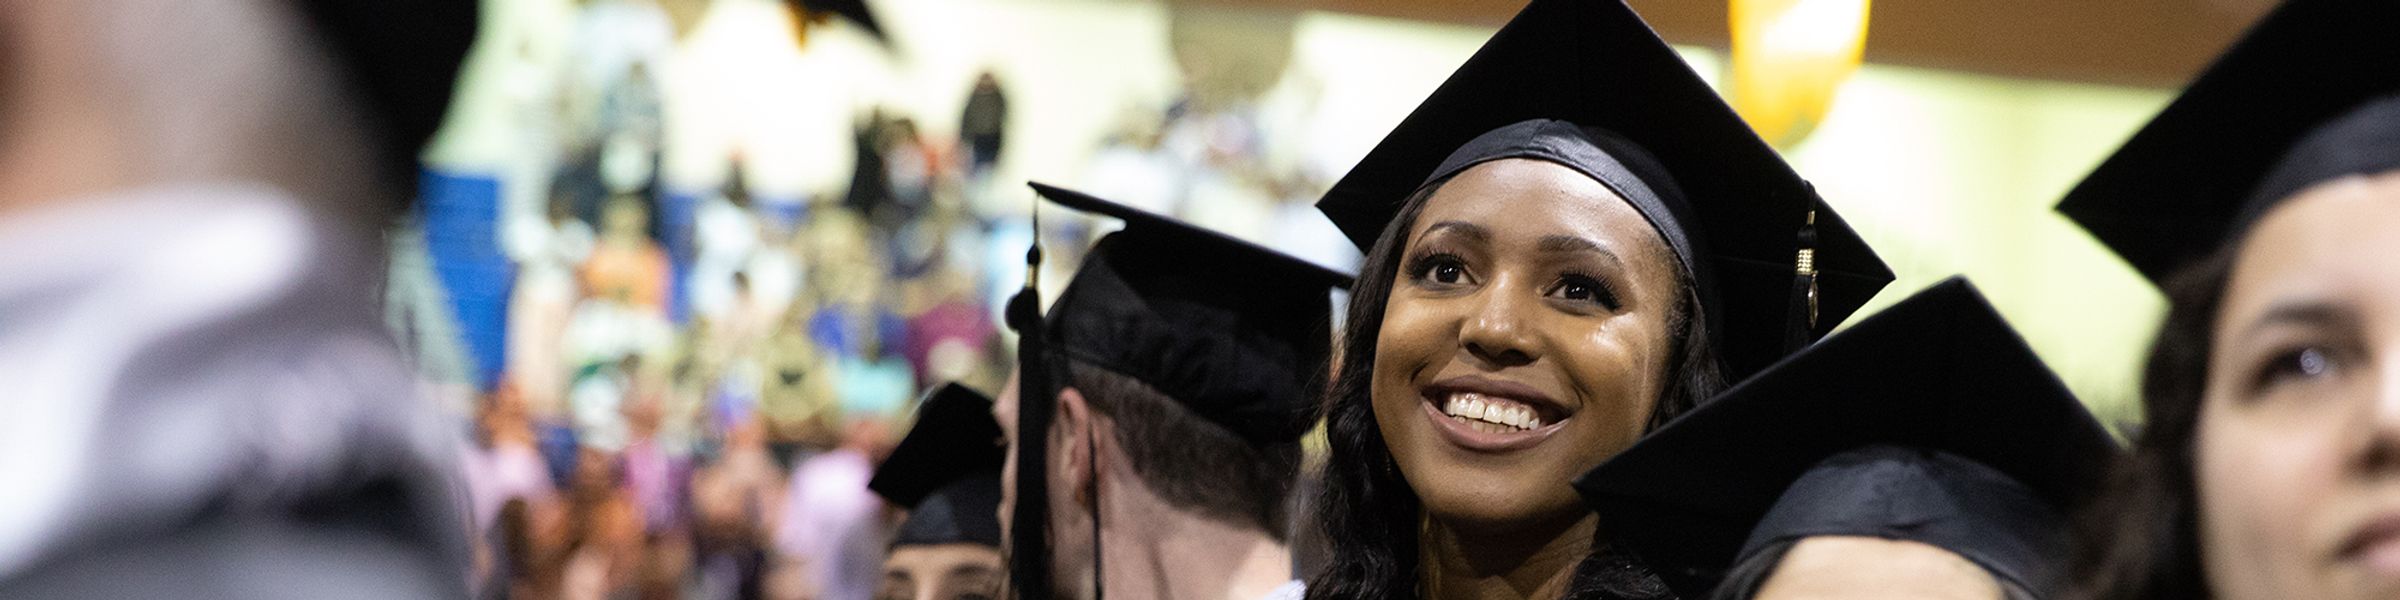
[1418, 376, 1572, 453]
[2339, 513, 2400, 574]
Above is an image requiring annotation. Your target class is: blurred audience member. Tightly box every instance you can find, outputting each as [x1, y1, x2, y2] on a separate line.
[508, 186, 599, 415]
[582, 195, 673, 313]
[470, 383, 565, 541]
[959, 71, 1010, 177]
[776, 419, 898, 600]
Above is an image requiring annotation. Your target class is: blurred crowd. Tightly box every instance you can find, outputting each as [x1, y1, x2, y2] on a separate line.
[458, 84, 1015, 599]
[447, 15, 1362, 596]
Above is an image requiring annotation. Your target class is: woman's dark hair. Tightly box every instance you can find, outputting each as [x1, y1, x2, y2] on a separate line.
[2066, 251, 2233, 600]
[1305, 172, 1726, 599]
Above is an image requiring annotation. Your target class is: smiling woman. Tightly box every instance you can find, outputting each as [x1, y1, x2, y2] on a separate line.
[1373, 153, 1696, 535]
[1302, 1, 1890, 599]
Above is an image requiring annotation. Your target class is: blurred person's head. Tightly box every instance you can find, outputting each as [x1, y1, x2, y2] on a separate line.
[724, 160, 753, 207]
[871, 385, 1006, 600]
[571, 448, 623, 504]
[2072, 94, 2400, 598]
[480, 380, 536, 445]
[840, 411, 897, 459]
[765, 555, 819, 600]
[0, 0, 471, 225]
[601, 195, 650, 240]
[548, 174, 582, 225]
[623, 389, 664, 441]
[636, 532, 690, 600]
[503, 495, 576, 600]
[878, 543, 1002, 600]
[727, 411, 768, 451]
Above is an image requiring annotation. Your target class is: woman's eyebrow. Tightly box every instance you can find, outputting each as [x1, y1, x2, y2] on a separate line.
[1420, 220, 1489, 242]
[1536, 235, 1624, 269]
[2240, 301, 2359, 339]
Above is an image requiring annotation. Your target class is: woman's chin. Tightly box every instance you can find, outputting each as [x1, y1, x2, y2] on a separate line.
[1416, 481, 1586, 535]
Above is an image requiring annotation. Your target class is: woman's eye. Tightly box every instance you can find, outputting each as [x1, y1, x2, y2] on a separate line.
[1549, 274, 1621, 310]
[1407, 253, 1471, 286]
[2252, 345, 2339, 393]
[1431, 263, 1465, 284]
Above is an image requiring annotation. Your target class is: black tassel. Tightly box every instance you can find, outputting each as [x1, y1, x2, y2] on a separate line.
[1007, 209, 1056, 599]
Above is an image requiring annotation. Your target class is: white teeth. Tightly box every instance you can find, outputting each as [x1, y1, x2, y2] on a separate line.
[1440, 392, 1543, 432]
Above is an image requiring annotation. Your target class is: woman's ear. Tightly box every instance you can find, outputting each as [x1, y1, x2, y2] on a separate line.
[1055, 386, 1096, 509]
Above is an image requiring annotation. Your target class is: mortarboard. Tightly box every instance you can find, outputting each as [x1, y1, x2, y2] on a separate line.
[1314, 0, 1891, 379]
[868, 383, 1004, 548]
[2058, 0, 2400, 284]
[790, 0, 888, 44]
[1030, 181, 1353, 443]
[1574, 277, 2120, 598]
[1001, 182, 1353, 597]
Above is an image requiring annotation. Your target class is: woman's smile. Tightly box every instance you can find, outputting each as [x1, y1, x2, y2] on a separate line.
[1419, 375, 1575, 452]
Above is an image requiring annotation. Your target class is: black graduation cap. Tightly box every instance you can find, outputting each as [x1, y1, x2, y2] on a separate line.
[790, 0, 888, 44]
[288, 0, 478, 202]
[1713, 445, 2072, 598]
[1314, 0, 1890, 379]
[1028, 182, 1353, 443]
[1573, 277, 2121, 598]
[2058, 0, 2400, 284]
[869, 383, 1004, 548]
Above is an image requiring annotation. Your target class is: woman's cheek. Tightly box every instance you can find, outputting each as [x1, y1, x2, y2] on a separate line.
[2196, 405, 2347, 597]
[1564, 318, 1660, 427]
[1373, 297, 1450, 382]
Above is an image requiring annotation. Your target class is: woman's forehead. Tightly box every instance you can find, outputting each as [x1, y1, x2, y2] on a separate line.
[2220, 173, 2400, 331]
[1414, 159, 1667, 253]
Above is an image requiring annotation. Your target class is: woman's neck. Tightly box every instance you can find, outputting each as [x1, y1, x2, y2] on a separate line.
[1419, 511, 1598, 600]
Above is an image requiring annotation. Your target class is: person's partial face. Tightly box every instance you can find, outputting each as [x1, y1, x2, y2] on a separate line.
[878, 543, 1005, 600]
[1371, 158, 1684, 531]
[1751, 536, 2002, 600]
[2196, 172, 2400, 600]
[990, 366, 1097, 597]
[994, 367, 1021, 544]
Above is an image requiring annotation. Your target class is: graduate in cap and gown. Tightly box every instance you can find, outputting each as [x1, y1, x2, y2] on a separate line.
[1576, 278, 2121, 600]
[870, 383, 1007, 600]
[2054, 1, 2400, 598]
[1301, 0, 1890, 597]
[996, 183, 1351, 600]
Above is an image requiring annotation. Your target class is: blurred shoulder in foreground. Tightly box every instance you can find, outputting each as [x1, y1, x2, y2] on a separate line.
[0, 1, 477, 597]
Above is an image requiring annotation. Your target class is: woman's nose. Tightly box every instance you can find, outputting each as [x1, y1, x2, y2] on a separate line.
[1459, 284, 1542, 368]
[2356, 353, 2400, 472]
